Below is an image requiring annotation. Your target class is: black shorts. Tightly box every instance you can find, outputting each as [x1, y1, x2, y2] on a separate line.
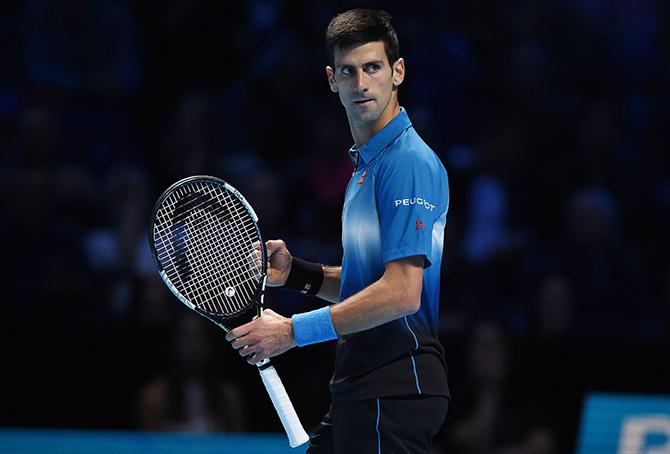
[307, 395, 448, 454]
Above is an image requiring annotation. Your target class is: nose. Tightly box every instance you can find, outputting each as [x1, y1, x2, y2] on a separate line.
[354, 70, 368, 93]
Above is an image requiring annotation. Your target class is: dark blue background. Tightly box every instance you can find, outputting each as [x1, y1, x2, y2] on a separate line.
[1, 1, 669, 453]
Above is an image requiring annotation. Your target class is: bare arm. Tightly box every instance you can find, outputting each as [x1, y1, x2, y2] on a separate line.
[331, 256, 423, 334]
[316, 265, 341, 303]
[226, 255, 424, 364]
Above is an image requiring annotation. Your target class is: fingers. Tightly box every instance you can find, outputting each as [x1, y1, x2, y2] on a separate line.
[235, 338, 267, 365]
[225, 311, 288, 365]
[266, 240, 294, 264]
[265, 240, 292, 286]
[247, 354, 264, 365]
[229, 335, 252, 350]
[265, 240, 286, 254]
[226, 319, 263, 364]
[241, 345, 266, 363]
[228, 331, 262, 363]
[265, 239, 287, 256]
[238, 343, 258, 357]
[225, 321, 253, 342]
[248, 242, 264, 273]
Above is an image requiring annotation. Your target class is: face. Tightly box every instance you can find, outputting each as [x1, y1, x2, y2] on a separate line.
[326, 41, 404, 137]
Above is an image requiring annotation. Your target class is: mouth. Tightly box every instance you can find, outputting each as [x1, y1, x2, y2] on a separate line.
[353, 99, 374, 106]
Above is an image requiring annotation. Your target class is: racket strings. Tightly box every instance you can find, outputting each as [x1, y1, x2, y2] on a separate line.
[183, 207, 258, 310]
[178, 210, 247, 311]
[203, 183, 263, 282]
[155, 194, 198, 307]
[165, 185, 256, 281]
[159, 192, 258, 314]
[178, 186, 261, 310]
[154, 181, 264, 317]
[155, 193, 232, 314]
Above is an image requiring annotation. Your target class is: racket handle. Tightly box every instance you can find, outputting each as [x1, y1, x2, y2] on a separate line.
[258, 363, 310, 448]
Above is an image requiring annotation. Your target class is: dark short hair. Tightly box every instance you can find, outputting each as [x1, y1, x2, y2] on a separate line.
[325, 9, 399, 67]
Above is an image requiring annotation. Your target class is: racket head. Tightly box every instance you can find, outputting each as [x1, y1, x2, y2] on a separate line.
[149, 175, 267, 329]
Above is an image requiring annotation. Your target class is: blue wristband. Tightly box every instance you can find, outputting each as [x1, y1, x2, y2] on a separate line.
[291, 306, 338, 347]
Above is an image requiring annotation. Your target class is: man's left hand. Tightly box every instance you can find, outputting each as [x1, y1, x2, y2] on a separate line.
[225, 309, 297, 365]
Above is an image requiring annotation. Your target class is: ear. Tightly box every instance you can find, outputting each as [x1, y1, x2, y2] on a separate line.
[325, 66, 338, 93]
[392, 58, 405, 87]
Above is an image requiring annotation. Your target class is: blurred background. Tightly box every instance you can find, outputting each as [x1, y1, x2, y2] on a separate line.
[1, 0, 669, 453]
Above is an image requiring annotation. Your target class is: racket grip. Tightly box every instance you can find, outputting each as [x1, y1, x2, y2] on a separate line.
[258, 363, 310, 448]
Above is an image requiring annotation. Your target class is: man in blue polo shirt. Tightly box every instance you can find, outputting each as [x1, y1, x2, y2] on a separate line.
[226, 9, 450, 453]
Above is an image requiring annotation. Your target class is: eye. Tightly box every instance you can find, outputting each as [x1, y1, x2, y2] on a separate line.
[341, 66, 353, 76]
[365, 63, 381, 73]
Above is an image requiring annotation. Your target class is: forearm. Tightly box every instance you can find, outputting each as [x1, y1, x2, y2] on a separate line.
[316, 265, 341, 303]
[330, 271, 419, 335]
[290, 256, 423, 347]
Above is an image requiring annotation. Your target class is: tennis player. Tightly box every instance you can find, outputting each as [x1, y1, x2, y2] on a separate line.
[226, 9, 450, 453]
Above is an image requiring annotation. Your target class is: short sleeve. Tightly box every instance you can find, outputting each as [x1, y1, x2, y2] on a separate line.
[374, 150, 448, 267]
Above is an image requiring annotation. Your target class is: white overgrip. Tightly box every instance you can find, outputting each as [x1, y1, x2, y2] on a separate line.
[258, 364, 310, 448]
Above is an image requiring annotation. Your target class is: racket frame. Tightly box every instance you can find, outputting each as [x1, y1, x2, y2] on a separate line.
[149, 175, 268, 331]
[148, 175, 309, 448]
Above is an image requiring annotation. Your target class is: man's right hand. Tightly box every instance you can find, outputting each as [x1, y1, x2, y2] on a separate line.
[265, 239, 292, 287]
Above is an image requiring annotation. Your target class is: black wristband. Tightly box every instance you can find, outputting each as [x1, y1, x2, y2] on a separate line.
[283, 257, 324, 296]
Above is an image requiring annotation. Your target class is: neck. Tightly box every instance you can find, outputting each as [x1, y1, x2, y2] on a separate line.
[350, 99, 401, 148]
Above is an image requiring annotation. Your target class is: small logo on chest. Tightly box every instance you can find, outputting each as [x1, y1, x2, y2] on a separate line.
[416, 219, 425, 231]
[357, 169, 368, 185]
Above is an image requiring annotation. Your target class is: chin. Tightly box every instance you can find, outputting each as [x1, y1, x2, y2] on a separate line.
[354, 110, 381, 124]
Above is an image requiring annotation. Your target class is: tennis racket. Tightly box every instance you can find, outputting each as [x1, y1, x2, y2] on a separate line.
[149, 175, 309, 448]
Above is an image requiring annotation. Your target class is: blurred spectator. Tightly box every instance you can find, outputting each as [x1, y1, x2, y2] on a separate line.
[653, 265, 670, 340]
[664, 266, 670, 318]
[14, 104, 62, 168]
[575, 100, 622, 186]
[5, 169, 83, 304]
[23, 0, 140, 95]
[528, 273, 577, 340]
[562, 186, 649, 335]
[439, 319, 559, 454]
[136, 315, 248, 432]
[156, 92, 222, 190]
[565, 186, 619, 253]
[305, 106, 353, 240]
[82, 163, 152, 320]
[462, 118, 529, 265]
[4, 105, 91, 316]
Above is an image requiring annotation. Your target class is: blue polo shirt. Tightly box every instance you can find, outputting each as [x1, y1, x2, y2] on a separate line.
[331, 108, 450, 401]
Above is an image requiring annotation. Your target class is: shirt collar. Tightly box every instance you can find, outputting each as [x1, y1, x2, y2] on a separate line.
[348, 107, 412, 168]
